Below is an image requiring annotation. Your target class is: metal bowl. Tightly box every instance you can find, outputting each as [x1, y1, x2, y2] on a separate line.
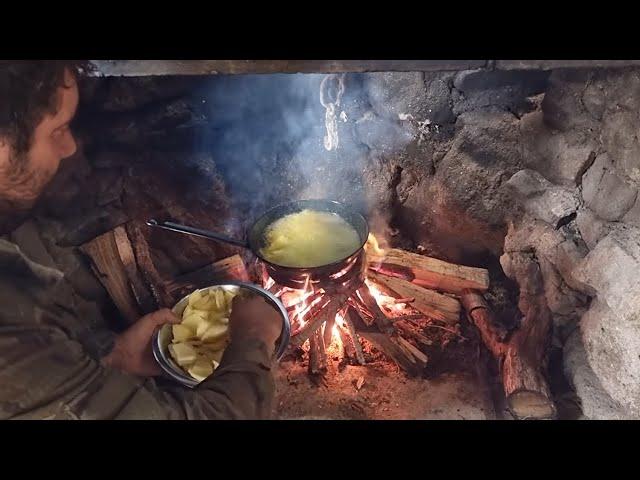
[152, 282, 290, 388]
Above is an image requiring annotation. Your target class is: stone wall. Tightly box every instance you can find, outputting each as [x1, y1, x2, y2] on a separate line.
[347, 68, 640, 419]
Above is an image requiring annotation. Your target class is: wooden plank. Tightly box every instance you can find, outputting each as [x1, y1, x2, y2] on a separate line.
[368, 248, 490, 294]
[368, 272, 461, 324]
[80, 230, 140, 324]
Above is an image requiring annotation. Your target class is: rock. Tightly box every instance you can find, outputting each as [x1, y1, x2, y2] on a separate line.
[99, 76, 207, 112]
[581, 75, 606, 121]
[57, 205, 129, 247]
[572, 226, 640, 320]
[563, 328, 637, 419]
[542, 70, 599, 132]
[622, 196, 640, 226]
[364, 72, 430, 121]
[354, 111, 416, 155]
[576, 208, 613, 249]
[503, 218, 587, 292]
[424, 78, 454, 124]
[520, 111, 597, 187]
[580, 299, 640, 416]
[581, 153, 638, 221]
[600, 109, 640, 183]
[504, 169, 578, 227]
[602, 69, 640, 112]
[538, 256, 587, 317]
[453, 69, 548, 94]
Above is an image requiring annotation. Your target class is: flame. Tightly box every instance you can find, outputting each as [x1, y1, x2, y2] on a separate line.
[365, 233, 385, 258]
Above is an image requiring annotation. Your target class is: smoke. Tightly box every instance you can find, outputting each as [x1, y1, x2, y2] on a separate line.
[194, 72, 416, 234]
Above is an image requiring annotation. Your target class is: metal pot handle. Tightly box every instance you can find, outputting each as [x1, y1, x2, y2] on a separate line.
[147, 219, 250, 249]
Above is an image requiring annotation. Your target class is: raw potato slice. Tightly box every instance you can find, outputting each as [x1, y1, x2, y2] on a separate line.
[188, 357, 214, 382]
[213, 289, 226, 310]
[182, 310, 208, 331]
[200, 322, 228, 343]
[168, 342, 197, 367]
[187, 290, 204, 307]
[199, 337, 228, 352]
[201, 348, 224, 364]
[172, 324, 194, 343]
[223, 290, 237, 305]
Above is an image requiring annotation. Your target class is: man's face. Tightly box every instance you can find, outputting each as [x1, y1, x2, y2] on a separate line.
[0, 68, 79, 210]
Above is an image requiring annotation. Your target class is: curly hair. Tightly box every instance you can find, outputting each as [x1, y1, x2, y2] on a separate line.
[0, 60, 94, 157]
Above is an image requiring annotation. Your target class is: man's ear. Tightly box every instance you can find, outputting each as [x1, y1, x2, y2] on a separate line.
[0, 137, 10, 170]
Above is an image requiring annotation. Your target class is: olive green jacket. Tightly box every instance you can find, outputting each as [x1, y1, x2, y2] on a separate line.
[0, 220, 274, 420]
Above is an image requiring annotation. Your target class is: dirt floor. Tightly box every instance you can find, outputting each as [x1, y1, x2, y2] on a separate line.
[273, 320, 499, 420]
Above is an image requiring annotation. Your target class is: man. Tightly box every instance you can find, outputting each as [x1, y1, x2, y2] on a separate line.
[0, 61, 283, 419]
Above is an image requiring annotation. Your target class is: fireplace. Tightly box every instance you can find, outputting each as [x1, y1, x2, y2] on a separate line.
[32, 60, 640, 420]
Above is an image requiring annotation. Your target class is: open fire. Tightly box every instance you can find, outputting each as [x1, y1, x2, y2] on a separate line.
[260, 233, 481, 378]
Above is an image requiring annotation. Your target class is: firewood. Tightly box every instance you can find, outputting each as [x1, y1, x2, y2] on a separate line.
[291, 294, 348, 347]
[393, 320, 433, 346]
[395, 336, 429, 367]
[81, 230, 141, 324]
[356, 285, 394, 334]
[344, 308, 366, 365]
[369, 272, 461, 324]
[126, 220, 173, 308]
[461, 289, 555, 420]
[308, 328, 327, 375]
[368, 248, 490, 294]
[337, 322, 357, 360]
[323, 312, 336, 347]
[112, 226, 157, 315]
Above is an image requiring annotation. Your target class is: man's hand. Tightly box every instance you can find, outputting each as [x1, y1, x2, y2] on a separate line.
[229, 294, 283, 356]
[103, 308, 180, 377]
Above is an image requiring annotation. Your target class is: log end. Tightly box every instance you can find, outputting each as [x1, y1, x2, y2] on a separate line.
[508, 390, 557, 420]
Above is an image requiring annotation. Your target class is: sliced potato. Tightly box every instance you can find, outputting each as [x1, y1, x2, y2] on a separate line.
[200, 322, 228, 343]
[168, 342, 197, 367]
[172, 324, 194, 343]
[182, 310, 208, 331]
[199, 337, 228, 352]
[188, 357, 214, 382]
[201, 348, 224, 364]
[187, 290, 204, 307]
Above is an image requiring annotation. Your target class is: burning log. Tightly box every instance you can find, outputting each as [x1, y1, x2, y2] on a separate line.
[461, 289, 556, 420]
[368, 272, 461, 324]
[291, 294, 348, 347]
[323, 312, 336, 348]
[308, 327, 327, 375]
[368, 248, 490, 294]
[344, 308, 366, 365]
[356, 285, 394, 334]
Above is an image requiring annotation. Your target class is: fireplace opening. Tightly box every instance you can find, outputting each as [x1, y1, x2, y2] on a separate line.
[29, 63, 640, 420]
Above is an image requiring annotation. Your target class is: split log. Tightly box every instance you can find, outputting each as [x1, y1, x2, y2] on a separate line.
[369, 272, 461, 324]
[395, 336, 428, 368]
[308, 328, 327, 375]
[81, 230, 141, 324]
[393, 320, 433, 346]
[344, 308, 366, 365]
[461, 288, 556, 420]
[337, 323, 357, 361]
[291, 294, 348, 347]
[112, 226, 157, 315]
[164, 254, 249, 303]
[125, 220, 173, 308]
[323, 313, 336, 347]
[368, 248, 490, 294]
[349, 308, 422, 376]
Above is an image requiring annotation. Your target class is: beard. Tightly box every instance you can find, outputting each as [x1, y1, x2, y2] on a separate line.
[0, 149, 51, 234]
